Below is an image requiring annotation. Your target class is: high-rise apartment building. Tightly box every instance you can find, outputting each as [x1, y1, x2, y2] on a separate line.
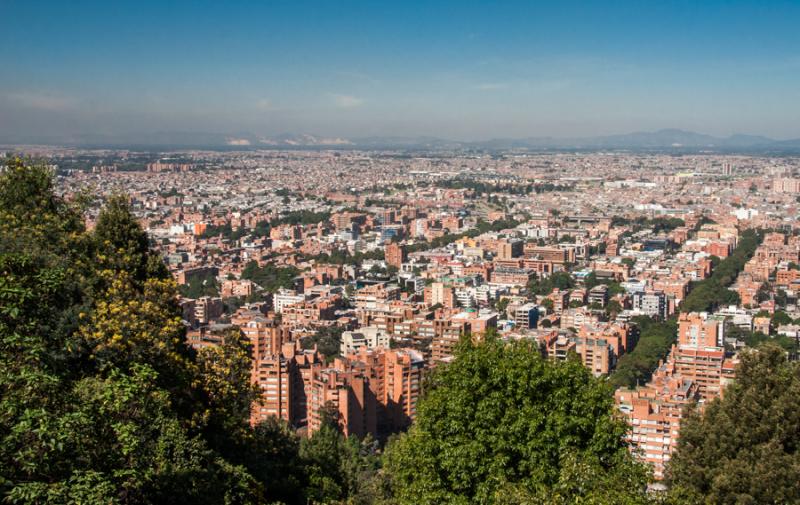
[632, 290, 668, 320]
[616, 311, 736, 478]
[773, 178, 800, 194]
[615, 363, 699, 479]
[678, 312, 721, 348]
[385, 242, 407, 268]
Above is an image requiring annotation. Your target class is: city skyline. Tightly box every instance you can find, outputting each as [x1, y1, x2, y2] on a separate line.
[6, 2, 800, 502]
[2, 0, 800, 143]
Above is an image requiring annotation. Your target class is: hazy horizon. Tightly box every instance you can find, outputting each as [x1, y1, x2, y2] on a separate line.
[3, 1, 800, 142]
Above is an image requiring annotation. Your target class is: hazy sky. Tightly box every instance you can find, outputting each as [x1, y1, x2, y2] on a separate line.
[2, 0, 800, 142]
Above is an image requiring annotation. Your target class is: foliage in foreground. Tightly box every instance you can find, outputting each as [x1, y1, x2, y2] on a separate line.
[0, 159, 379, 504]
[666, 345, 800, 504]
[383, 337, 651, 505]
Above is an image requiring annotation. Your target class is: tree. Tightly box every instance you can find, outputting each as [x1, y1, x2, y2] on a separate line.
[775, 288, 788, 307]
[771, 310, 792, 327]
[495, 297, 510, 314]
[681, 229, 760, 313]
[527, 272, 574, 297]
[241, 259, 299, 292]
[300, 405, 383, 504]
[584, 271, 600, 289]
[667, 345, 800, 504]
[732, 327, 797, 355]
[94, 195, 168, 287]
[606, 299, 623, 318]
[609, 316, 677, 389]
[755, 282, 772, 303]
[302, 325, 344, 360]
[383, 337, 650, 504]
[0, 160, 311, 504]
[178, 267, 220, 298]
[196, 329, 259, 446]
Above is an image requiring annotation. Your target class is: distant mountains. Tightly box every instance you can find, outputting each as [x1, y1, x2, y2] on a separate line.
[469, 129, 782, 150]
[227, 129, 800, 151]
[6, 129, 800, 152]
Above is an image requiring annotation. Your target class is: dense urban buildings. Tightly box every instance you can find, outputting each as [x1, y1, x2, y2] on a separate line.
[14, 146, 800, 475]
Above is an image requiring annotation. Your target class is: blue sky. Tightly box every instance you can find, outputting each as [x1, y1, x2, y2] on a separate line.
[1, 0, 800, 141]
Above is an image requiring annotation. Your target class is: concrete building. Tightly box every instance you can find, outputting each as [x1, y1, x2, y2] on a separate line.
[588, 285, 609, 307]
[273, 289, 306, 314]
[340, 326, 390, 355]
[513, 303, 540, 329]
[678, 312, 721, 348]
[194, 296, 224, 325]
[632, 290, 668, 319]
[616, 367, 699, 479]
[424, 282, 456, 309]
[497, 239, 523, 260]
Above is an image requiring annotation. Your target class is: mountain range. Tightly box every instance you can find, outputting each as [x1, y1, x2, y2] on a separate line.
[5, 129, 800, 152]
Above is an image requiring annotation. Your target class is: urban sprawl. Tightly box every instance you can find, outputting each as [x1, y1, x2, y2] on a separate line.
[29, 146, 800, 480]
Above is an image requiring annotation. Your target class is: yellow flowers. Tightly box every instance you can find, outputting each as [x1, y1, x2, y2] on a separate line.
[78, 271, 192, 372]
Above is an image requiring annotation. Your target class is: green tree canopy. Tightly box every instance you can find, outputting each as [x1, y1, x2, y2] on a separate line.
[94, 194, 166, 286]
[0, 159, 314, 504]
[241, 259, 299, 293]
[527, 271, 574, 296]
[667, 345, 800, 504]
[609, 316, 677, 389]
[680, 229, 760, 313]
[383, 337, 650, 504]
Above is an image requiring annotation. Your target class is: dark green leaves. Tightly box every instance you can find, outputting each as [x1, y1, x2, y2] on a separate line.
[384, 338, 649, 504]
[667, 345, 800, 504]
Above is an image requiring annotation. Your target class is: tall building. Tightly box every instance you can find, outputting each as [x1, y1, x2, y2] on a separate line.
[632, 291, 668, 320]
[616, 311, 736, 478]
[194, 296, 224, 325]
[615, 363, 699, 480]
[773, 178, 800, 194]
[678, 312, 721, 348]
[236, 314, 288, 357]
[305, 348, 425, 438]
[424, 282, 456, 309]
[383, 349, 425, 429]
[237, 310, 323, 427]
[671, 346, 729, 400]
[385, 242, 407, 269]
[513, 303, 540, 329]
[721, 162, 733, 176]
[308, 361, 377, 438]
[497, 239, 523, 260]
[251, 346, 296, 424]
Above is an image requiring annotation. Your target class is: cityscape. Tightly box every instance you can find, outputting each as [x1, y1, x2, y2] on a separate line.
[3, 1, 800, 504]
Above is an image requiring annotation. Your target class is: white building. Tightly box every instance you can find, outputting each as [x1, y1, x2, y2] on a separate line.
[632, 291, 668, 320]
[340, 327, 390, 355]
[273, 289, 305, 314]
